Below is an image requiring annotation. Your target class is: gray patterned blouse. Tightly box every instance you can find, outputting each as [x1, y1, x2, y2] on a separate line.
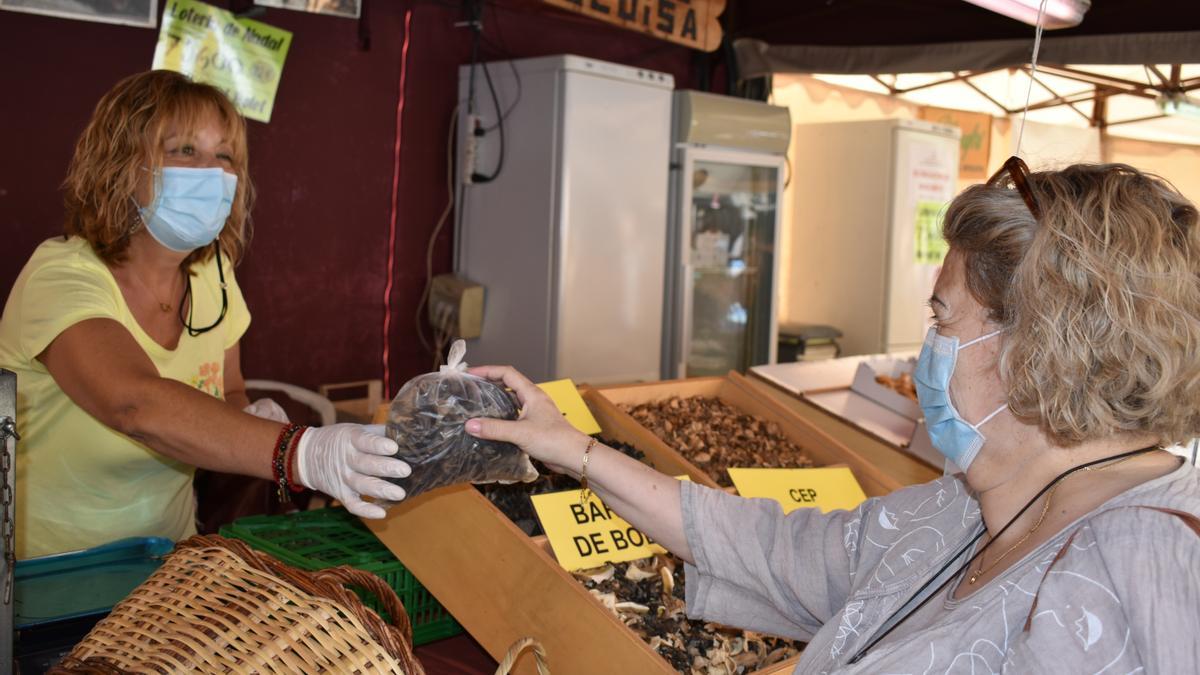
[682, 460, 1200, 673]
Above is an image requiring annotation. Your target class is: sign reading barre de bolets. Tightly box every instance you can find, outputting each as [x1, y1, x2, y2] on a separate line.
[532, 477, 691, 571]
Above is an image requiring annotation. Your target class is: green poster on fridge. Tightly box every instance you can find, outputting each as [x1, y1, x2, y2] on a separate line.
[914, 200, 948, 265]
[153, 0, 293, 123]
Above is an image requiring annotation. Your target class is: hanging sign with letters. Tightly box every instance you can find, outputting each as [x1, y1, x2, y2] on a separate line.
[919, 106, 993, 180]
[153, 0, 293, 123]
[541, 0, 725, 52]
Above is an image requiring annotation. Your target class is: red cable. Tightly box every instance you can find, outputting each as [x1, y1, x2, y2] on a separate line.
[383, 8, 414, 399]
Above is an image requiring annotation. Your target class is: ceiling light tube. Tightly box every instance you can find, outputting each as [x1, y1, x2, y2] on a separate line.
[963, 0, 1090, 29]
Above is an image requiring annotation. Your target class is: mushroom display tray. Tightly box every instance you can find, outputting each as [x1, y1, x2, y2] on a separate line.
[364, 374, 911, 674]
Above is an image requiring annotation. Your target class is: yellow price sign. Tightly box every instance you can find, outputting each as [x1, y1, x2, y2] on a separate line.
[727, 467, 867, 514]
[531, 476, 690, 571]
[536, 379, 601, 436]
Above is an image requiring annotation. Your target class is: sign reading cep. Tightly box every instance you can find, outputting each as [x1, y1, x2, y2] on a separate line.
[727, 467, 867, 514]
[541, 0, 725, 52]
[532, 476, 690, 571]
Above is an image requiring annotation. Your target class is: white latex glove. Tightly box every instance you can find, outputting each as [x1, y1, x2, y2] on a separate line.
[296, 424, 411, 519]
[243, 398, 290, 423]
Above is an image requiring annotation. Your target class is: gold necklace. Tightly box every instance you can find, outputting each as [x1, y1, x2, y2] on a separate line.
[967, 452, 1145, 584]
[128, 267, 180, 313]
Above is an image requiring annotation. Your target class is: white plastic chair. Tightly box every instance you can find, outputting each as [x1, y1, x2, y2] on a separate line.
[244, 380, 337, 427]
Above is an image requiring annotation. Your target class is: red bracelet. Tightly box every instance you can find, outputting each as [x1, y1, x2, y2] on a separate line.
[285, 426, 309, 493]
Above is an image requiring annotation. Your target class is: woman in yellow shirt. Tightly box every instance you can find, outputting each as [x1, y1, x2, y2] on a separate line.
[0, 71, 410, 559]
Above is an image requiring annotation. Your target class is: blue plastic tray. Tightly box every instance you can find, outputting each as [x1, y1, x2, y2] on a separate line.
[15, 537, 173, 629]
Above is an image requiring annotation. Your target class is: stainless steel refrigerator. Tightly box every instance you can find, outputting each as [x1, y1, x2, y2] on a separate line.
[663, 92, 791, 379]
[454, 55, 674, 385]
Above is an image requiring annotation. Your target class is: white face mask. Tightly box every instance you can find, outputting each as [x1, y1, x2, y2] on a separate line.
[913, 326, 1006, 472]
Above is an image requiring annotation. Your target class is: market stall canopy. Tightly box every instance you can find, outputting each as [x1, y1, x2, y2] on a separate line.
[798, 64, 1200, 145]
[732, 0, 1200, 75]
[732, 0, 1200, 144]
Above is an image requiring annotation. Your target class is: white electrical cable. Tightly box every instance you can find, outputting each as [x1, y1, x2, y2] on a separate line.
[1015, 0, 1050, 157]
[415, 106, 460, 354]
[430, 303, 456, 371]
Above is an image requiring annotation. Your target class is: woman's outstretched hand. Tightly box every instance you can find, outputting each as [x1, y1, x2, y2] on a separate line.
[465, 364, 693, 562]
[464, 365, 591, 476]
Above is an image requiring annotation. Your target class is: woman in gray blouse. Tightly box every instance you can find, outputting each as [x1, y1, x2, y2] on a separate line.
[467, 160, 1200, 673]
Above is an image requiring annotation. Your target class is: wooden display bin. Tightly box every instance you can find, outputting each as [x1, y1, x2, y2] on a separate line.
[366, 389, 800, 675]
[746, 373, 941, 486]
[589, 372, 905, 498]
[364, 373, 917, 673]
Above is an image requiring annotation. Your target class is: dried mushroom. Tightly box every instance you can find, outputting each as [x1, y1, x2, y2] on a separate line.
[622, 397, 814, 487]
[875, 372, 918, 401]
[385, 340, 535, 498]
[478, 434, 805, 672]
[577, 555, 804, 673]
[477, 438, 646, 536]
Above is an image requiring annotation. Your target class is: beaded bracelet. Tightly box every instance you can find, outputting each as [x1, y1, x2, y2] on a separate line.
[270, 423, 295, 484]
[285, 426, 309, 494]
[272, 423, 302, 503]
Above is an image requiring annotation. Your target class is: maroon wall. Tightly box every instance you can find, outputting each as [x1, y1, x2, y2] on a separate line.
[0, 1, 709, 395]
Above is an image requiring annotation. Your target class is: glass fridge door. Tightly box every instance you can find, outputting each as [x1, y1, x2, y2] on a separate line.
[683, 158, 780, 377]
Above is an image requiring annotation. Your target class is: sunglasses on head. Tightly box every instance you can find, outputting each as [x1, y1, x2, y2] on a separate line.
[987, 156, 1042, 221]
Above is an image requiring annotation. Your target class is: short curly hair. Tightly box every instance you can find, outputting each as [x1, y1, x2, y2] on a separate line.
[62, 70, 253, 268]
[944, 163, 1200, 446]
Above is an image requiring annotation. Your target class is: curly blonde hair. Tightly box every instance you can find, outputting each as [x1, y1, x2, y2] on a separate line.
[944, 163, 1200, 446]
[62, 70, 253, 268]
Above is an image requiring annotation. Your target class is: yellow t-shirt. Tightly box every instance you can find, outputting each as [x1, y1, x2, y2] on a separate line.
[0, 237, 251, 559]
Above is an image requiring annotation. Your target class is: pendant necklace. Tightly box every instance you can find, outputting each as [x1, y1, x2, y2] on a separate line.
[129, 267, 180, 313]
[846, 445, 1158, 665]
[967, 451, 1143, 584]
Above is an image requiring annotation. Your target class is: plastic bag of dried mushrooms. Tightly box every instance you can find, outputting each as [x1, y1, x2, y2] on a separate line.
[385, 339, 537, 499]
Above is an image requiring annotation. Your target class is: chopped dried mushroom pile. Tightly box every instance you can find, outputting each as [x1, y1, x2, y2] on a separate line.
[477, 438, 646, 537]
[480, 435, 804, 672]
[623, 397, 814, 487]
[575, 556, 804, 673]
[874, 373, 918, 401]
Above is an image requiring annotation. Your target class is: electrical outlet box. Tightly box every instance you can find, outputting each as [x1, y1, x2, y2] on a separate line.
[429, 274, 485, 340]
[461, 114, 481, 185]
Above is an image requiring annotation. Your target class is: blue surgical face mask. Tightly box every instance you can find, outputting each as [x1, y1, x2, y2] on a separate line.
[913, 326, 1006, 472]
[138, 166, 237, 252]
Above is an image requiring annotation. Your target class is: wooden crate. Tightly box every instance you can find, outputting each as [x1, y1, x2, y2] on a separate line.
[745, 373, 940, 486]
[590, 372, 905, 497]
[366, 398, 799, 675]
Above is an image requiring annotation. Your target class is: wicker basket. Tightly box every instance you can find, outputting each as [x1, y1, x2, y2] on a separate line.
[47, 534, 425, 674]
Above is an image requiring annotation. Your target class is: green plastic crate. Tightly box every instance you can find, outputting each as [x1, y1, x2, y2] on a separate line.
[220, 507, 461, 646]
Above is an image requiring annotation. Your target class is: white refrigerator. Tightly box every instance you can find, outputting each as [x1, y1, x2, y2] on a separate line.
[785, 119, 961, 356]
[454, 55, 674, 384]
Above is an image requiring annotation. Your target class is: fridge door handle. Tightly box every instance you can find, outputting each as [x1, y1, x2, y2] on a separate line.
[679, 262, 694, 378]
